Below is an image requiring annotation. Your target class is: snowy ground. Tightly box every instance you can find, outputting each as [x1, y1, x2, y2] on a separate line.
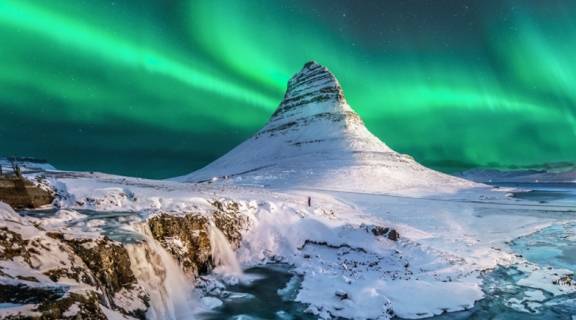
[2, 168, 575, 319]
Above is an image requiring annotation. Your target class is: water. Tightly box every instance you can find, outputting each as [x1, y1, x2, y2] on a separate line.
[423, 184, 576, 320]
[423, 228, 576, 319]
[511, 222, 576, 272]
[422, 266, 576, 320]
[198, 264, 314, 320]
[496, 182, 576, 205]
[126, 223, 196, 320]
[208, 222, 243, 276]
[19, 208, 145, 243]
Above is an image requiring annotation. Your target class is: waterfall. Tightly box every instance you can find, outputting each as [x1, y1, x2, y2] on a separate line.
[207, 222, 243, 276]
[126, 223, 196, 320]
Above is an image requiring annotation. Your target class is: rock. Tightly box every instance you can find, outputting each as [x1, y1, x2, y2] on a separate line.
[0, 176, 54, 209]
[58, 236, 137, 298]
[386, 229, 400, 241]
[335, 290, 349, 300]
[50, 234, 147, 318]
[0, 227, 32, 264]
[370, 225, 400, 241]
[0, 207, 147, 319]
[148, 200, 250, 277]
[148, 213, 211, 275]
[34, 292, 109, 320]
[0, 283, 65, 305]
[553, 274, 574, 287]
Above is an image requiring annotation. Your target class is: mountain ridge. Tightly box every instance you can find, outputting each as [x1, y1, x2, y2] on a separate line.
[176, 62, 478, 196]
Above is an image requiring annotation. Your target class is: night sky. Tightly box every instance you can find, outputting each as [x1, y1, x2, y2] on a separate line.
[1, 0, 575, 178]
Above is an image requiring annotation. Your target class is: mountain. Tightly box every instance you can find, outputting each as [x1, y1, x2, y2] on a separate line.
[176, 61, 477, 195]
[460, 165, 576, 183]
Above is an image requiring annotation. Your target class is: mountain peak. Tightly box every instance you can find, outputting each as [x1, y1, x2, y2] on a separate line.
[271, 61, 347, 121]
[262, 62, 361, 140]
[176, 61, 475, 195]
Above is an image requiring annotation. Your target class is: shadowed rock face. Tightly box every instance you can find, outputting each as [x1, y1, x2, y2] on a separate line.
[45, 233, 145, 317]
[148, 200, 250, 277]
[0, 283, 65, 305]
[0, 176, 54, 209]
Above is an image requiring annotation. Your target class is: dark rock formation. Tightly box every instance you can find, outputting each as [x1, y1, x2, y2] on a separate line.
[148, 213, 212, 275]
[46, 233, 146, 317]
[0, 176, 54, 209]
[148, 200, 250, 277]
[370, 225, 400, 241]
[33, 292, 108, 320]
[2, 292, 108, 320]
[553, 273, 574, 287]
[0, 283, 65, 305]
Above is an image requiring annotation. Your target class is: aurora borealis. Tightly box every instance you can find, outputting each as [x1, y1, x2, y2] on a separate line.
[1, 0, 575, 178]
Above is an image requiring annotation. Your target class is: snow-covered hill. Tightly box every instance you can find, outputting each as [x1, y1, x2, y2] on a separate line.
[460, 165, 576, 183]
[176, 62, 478, 196]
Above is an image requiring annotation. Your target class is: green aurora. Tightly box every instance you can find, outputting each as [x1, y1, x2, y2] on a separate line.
[1, 0, 575, 178]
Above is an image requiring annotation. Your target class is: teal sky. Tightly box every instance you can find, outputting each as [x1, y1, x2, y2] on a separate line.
[1, 0, 575, 178]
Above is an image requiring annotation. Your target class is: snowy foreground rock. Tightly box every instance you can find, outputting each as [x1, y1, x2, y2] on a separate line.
[1, 62, 575, 319]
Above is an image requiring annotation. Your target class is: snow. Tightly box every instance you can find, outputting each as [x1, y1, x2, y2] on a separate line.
[0, 303, 40, 319]
[9, 164, 576, 319]
[174, 62, 485, 198]
[4, 62, 575, 319]
[11, 157, 574, 319]
[200, 296, 223, 309]
[0, 156, 56, 173]
[62, 302, 81, 317]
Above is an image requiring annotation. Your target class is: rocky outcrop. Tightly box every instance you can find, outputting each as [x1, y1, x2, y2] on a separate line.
[0, 205, 147, 319]
[553, 273, 574, 287]
[45, 233, 147, 318]
[369, 225, 400, 241]
[148, 200, 250, 277]
[23, 292, 108, 320]
[263, 61, 363, 137]
[0, 176, 54, 209]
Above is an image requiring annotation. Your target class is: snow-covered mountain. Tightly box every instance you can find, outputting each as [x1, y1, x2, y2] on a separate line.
[177, 61, 477, 195]
[460, 165, 576, 183]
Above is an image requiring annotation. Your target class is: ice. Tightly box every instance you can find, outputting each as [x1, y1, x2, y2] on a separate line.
[201, 296, 223, 309]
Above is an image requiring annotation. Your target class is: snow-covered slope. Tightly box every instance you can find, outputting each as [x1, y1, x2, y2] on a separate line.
[176, 61, 478, 196]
